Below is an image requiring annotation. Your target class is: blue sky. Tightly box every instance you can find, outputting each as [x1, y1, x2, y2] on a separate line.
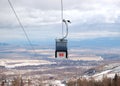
[0, 0, 120, 47]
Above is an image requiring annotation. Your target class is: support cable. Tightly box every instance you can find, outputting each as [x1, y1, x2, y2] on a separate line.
[7, 0, 36, 56]
[61, 0, 64, 37]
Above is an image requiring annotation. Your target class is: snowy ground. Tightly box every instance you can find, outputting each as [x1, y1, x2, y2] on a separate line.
[0, 59, 55, 68]
[84, 62, 120, 81]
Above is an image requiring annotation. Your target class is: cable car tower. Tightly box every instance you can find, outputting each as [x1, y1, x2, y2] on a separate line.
[55, 0, 71, 58]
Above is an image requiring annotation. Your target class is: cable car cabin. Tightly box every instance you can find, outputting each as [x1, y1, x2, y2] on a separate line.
[55, 39, 68, 58]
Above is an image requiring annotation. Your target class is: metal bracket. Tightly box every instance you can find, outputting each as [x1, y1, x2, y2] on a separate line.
[61, 19, 71, 40]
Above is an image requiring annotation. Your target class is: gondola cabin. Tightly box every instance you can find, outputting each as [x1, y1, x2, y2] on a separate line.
[55, 39, 68, 58]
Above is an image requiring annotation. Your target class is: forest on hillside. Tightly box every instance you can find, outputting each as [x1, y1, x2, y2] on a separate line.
[67, 74, 120, 86]
[1, 74, 120, 86]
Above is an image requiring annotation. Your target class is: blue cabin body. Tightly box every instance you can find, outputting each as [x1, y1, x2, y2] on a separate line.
[55, 39, 68, 58]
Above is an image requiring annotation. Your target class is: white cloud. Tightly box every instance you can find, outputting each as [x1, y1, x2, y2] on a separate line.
[0, 0, 120, 27]
[0, 0, 120, 26]
[69, 31, 120, 39]
[16, 8, 61, 26]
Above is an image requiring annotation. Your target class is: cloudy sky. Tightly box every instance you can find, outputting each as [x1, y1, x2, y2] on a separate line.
[0, 0, 120, 45]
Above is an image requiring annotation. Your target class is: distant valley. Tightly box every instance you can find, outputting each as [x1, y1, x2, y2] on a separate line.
[0, 44, 120, 85]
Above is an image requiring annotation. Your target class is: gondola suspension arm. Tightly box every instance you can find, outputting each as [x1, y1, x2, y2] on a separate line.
[61, 19, 71, 40]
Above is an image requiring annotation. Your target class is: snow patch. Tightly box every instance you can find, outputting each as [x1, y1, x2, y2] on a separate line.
[48, 80, 65, 86]
[0, 59, 55, 68]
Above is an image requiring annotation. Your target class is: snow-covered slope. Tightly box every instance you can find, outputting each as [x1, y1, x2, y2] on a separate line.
[0, 59, 55, 68]
[91, 63, 120, 80]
